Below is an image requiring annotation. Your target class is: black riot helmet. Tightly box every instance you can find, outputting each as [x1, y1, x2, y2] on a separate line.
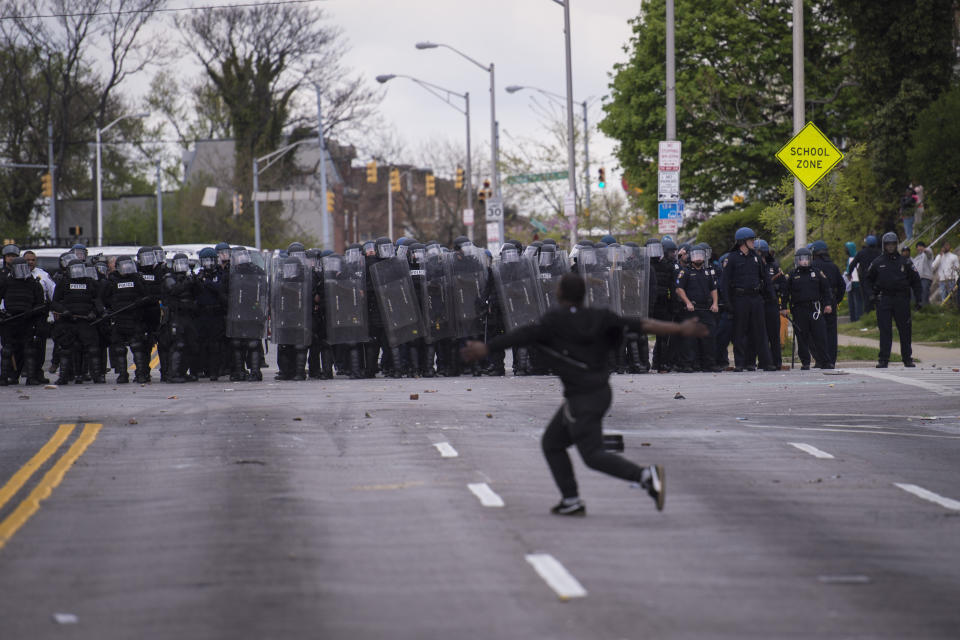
[117, 256, 138, 275]
[375, 237, 395, 259]
[67, 259, 87, 280]
[59, 251, 75, 269]
[198, 247, 217, 271]
[645, 238, 664, 259]
[137, 246, 157, 268]
[287, 242, 306, 261]
[409, 242, 426, 265]
[882, 231, 899, 254]
[452, 236, 472, 252]
[795, 247, 813, 268]
[172, 253, 190, 273]
[10, 257, 31, 279]
[94, 256, 108, 276]
[152, 246, 165, 265]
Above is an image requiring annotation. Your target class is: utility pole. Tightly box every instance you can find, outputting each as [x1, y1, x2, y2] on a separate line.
[665, 0, 677, 140]
[47, 123, 56, 242]
[156, 161, 163, 245]
[562, 0, 578, 246]
[582, 100, 591, 219]
[315, 85, 331, 249]
[792, 0, 807, 250]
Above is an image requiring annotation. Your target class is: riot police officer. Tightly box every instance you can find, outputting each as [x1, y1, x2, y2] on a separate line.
[650, 238, 678, 371]
[674, 246, 718, 372]
[756, 239, 784, 369]
[194, 247, 227, 381]
[865, 232, 922, 368]
[101, 256, 149, 383]
[51, 259, 105, 384]
[137, 246, 164, 381]
[811, 240, 845, 368]
[781, 248, 834, 370]
[0, 257, 46, 385]
[162, 253, 199, 383]
[718, 227, 776, 372]
[847, 235, 881, 314]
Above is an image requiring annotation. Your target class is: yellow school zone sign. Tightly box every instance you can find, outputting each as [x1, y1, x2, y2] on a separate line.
[775, 122, 844, 190]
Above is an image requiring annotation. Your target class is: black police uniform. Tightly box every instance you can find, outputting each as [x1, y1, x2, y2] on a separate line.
[101, 268, 148, 383]
[848, 246, 881, 313]
[308, 263, 333, 379]
[864, 252, 922, 365]
[762, 255, 785, 369]
[651, 255, 678, 370]
[719, 248, 774, 370]
[51, 272, 105, 384]
[194, 266, 227, 380]
[675, 264, 717, 371]
[812, 255, 845, 367]
[0, 271, 45, 384]
[162, 269, 199, 382]
[139, 263, 165, 380]
[782, 266, 834, 369]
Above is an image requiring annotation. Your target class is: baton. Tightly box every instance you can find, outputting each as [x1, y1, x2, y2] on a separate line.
[91, 300, 143, 326]
[0, 304, 48, 324]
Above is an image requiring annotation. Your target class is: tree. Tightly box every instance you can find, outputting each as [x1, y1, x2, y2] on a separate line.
[908, 85, 960, 226]
[838, 0, 958, 210]
[600, 0, 860, 214]
[0, 0, 166, 237]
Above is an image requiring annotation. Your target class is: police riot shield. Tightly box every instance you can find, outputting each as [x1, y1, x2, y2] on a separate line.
[618, 245, 650, 320]
[323, 251, 369, 345]
[445, 245, 488, 338]
[271, 256, 313, 346]
[370, 257, 423, 347]
[420, 245, 455, 343]
[537, 248, 570, 309]
[226, 249, 269, 340]
[582, 245, 618, 313]
[492, 248, 544, 331]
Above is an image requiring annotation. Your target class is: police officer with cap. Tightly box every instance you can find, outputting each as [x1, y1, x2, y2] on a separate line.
[864, 232, 922, 368]
[719, 227, 776, 371]
[848, 235, 881, 314]
[781, 247, 833, 369]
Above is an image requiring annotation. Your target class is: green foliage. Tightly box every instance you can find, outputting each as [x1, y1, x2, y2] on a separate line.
[839, 306, 960, 347]
[908, 85, 960, 224]
[600, 0, 859, 212]
[760, 145, 888, 256]
[696, 202, 768, 254]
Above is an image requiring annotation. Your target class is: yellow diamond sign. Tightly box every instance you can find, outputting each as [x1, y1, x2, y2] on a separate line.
[775, 122, 844, 190]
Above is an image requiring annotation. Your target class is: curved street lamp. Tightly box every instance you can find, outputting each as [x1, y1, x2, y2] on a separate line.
[96, 111, 150, 245]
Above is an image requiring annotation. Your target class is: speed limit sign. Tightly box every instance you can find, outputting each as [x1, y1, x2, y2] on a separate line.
[485, 198, 503, 221]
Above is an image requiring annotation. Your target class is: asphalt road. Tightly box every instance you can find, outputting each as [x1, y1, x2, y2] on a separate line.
[1, 361, 959, 639]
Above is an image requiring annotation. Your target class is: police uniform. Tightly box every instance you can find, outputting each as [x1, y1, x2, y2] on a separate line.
[101, 264, 148, 383]
[675, 264, 716, 371]
[719, 249, 775, 370]
[762, 256, 785, 369]
[865, 252, 922, 366]
[0, 263, 45, 384]
[782, 265, 833, 369]
[812, 254, 845, 367]
[51, 266, 105, 384]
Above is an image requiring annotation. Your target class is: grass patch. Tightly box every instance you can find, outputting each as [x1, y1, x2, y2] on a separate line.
[838, 306, 960, 347]
[780, 341, 903, 362]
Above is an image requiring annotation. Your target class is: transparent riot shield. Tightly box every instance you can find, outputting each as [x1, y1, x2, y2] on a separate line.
[445, 245, 487, 338]
[226, 249, 269, 340]
[271, 256, 313, 346]
[492, 248, 544, 331]
[323, 251, 369, 345]
[618, 245, 650, 320]
[583, 245, 618, 313]
[420, 245, 454, 343]
[537, 248, 570, 309]
[369, 256, 423, 347]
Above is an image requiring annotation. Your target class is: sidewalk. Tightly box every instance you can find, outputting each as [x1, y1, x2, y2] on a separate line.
[836, 332, 960, 367]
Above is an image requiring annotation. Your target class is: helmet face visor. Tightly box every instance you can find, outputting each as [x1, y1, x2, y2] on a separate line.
[138, 251, 157, 267]
[200, 257, 216, 270]
[579, 248, 596, 266]
[322, 255, 343, 273]
[119, 260, 138, 275]
[377, 243, 396, 259]
[690, 249, 706, 263]
[412, 248, 425, 263]
[12, 262, 31, 279]
[153, 249, 165, 264]
[539, 251, 554, 267]
[796, 254, 812, 268]
[501, 248, 519, 263]
[173, 257, 190, 273]
[233, 249, 251, 265]
[646, 243, 664, 258]
[282, 262, 301, 279]
[69, 263, 87, 279]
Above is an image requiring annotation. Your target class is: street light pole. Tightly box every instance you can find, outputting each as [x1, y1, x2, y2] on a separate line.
[465, 91, 474, 243]
[156, 160, 163, 245]
[253, 138, 320, 250]
[314, 84, 331, 249]
[792, 0, 806, 250]
[96, 112, 149, 246]
[665, 0, 677, 140]
[561, 0, 578, 246]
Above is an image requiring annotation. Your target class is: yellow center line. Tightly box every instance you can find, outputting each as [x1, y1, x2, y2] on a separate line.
[0, 423, 103, 550]
[0, 424, 75, 512]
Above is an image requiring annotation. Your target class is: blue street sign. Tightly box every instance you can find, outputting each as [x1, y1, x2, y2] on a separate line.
[658, 202, 682, 220]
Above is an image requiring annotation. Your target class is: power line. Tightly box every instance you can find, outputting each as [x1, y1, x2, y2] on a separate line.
[0, 0, 325, 21]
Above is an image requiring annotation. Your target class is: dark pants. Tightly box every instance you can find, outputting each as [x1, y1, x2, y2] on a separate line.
[848, 286, 863, 322]
[195, 312, 225, 378]
[679, 310, 716, 370]
[1, 319, 34, 380]
[877, 295, 912, 363]
[732, 294, 772, 369]
[791, 303, 828, 367]
[541, 386, 644, 499]
[823, 310, 838, 366]
[715, 310, 732, 366]
[763, 302, 782, 368]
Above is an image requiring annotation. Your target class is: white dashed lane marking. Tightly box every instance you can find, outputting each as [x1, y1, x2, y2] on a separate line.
[894, 483, 960, 511]
[467, 483, 504, 507]
[788, 442, 835, 459]
[433, 442, 458, 458]
[525, 553, 588, 600]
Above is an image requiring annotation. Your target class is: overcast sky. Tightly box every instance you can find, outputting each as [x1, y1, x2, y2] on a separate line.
[323, 0, 645, 183]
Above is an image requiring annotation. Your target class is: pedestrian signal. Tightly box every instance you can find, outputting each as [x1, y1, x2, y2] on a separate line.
[598, 168, 606, 189]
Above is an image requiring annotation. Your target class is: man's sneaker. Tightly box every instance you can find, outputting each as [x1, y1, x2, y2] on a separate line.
[640, 465, 665, 511]
[550, 497, 586, 517]
[903, 359, 916, 368]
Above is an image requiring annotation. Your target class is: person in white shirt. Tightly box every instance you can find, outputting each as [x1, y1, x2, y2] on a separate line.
[931, 243, 960, 302]
[23, 251, 55, 301]
[912, 241, 935, 306]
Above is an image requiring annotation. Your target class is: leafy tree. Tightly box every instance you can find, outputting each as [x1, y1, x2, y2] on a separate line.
[697, 202, 769, 255]
[907, 84, 960, 225]
[600, 0, 860, 214]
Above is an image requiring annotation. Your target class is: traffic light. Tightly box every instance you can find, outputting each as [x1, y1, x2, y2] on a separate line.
[483, 178, 491, 201]
[733, 194, 744, 204]
[598, 168, 606, 189]
[237, 193, 243, 216]
[327, 190, 336, 213]
[425, 174, 436, 197]
[41, 173, 53, 198]
[455, 167, 464, 190]
[478, 184, 487, 204]
[366, 160, 377, 183]
[390, 168, 401, 193]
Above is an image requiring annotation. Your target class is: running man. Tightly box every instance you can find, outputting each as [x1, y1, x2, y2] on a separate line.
[461, 273, 707, 516]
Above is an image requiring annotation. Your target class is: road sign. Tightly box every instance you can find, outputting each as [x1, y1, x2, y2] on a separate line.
[775, 122, 844, 190]
[504, 170, 568, 185]
[486, 221, 501, 245]
[463, 208, 474, 226]
[658, 170, 679, 201]
[658, 201, 682, 221]
[658, 219, 678, 234]
[563, 191, 576, 218]
[658, 141, 681, 171]
[485, 198, 503, 221]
